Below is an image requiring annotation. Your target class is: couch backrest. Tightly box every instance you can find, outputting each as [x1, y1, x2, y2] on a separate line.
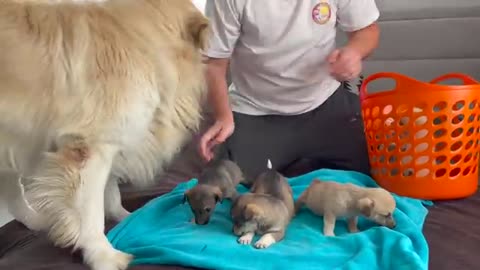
[336, 0, 480, 83]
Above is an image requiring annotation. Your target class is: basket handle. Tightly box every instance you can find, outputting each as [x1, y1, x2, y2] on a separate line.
[430, 73, 479, 85]
[360, 72, 427, 100]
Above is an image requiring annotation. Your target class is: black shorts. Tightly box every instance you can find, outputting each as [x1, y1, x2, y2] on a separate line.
[219, 83, 371, 179]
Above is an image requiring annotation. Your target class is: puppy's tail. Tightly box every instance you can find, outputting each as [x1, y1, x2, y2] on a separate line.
[267, 159, 272, 170]
[293, 190, 307, 216]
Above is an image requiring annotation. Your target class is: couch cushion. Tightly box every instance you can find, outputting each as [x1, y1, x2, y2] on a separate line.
[376, 0, 480, 21]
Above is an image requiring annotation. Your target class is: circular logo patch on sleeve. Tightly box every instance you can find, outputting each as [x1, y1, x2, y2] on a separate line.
[312, 2, 331, 25]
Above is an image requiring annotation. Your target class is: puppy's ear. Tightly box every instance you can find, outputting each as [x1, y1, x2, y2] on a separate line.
[187, 14, 210, 50]
[244, 204, 263, 220]
[358, 197, 375, 217]
[183, 190, 191, 204]
[212, 186, 223, 204]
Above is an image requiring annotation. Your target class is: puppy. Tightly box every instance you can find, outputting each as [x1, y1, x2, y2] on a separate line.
[230, 160, 294, 249]
[294, 180, 396, 236]
[184, 159, 244, 225]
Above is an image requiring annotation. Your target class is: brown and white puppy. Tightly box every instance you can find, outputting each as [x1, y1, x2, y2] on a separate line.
[230, 160, 294, 249]
[295, 180, 397, 237]
[184, 159, 244, 225]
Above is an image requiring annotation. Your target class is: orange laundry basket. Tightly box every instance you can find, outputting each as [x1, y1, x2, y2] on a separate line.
[360, 72, 480, 200]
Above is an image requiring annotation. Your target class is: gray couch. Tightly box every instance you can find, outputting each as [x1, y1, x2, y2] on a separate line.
[343, 0, 480, 81]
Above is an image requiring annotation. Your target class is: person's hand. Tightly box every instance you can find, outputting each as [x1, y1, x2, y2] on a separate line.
[199, 113, 235, 162]
[327, 46, 362, 82]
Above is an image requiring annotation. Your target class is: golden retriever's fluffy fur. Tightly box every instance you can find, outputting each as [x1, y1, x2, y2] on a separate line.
[0, 0, 209, 269]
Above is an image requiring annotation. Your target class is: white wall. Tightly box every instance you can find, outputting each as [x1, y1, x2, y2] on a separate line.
[192, 0, 206, 13]
[0, 180, 13, 227]
[0, 203, 12, 227]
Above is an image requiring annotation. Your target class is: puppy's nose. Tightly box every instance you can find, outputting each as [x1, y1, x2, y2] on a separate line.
[388, 221, 396, 229]
[197, 220, 209, 225]
[196, 217, 210, 225]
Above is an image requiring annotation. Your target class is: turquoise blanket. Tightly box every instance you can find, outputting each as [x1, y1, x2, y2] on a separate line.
[107, 169, 431, 270]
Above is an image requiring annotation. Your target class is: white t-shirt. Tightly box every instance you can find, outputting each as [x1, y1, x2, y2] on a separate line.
[204, 0, 380, 116]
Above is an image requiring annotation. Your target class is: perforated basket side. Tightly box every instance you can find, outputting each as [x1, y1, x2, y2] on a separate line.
[361, 92, 480, 200]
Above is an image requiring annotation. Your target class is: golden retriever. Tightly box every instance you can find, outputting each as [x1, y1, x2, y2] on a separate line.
[0, 0, 209, 269]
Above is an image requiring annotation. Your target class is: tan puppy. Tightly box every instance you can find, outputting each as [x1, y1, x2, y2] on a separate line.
[230, 160, 294, 249]
[184, 159, 244, 225]
[295, 180, 396, 236]
[0, 1, 209, 269]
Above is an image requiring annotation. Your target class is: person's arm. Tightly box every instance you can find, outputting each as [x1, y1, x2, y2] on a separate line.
[345, 22, 379, 60]
[205, 57, 232, 122]
[203, 0, 244, 118]
[336, 0, 380, 59]
[327, 0, 380, 81]
[199, 0, 245, 161]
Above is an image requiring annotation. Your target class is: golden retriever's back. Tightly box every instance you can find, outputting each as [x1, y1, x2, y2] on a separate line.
[0, 0, 208, 141]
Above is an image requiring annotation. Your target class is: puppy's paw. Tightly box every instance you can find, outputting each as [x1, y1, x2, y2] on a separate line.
[238, 233, 254, 245]
[323, 228, 335, 237]
[349, 227, 359, 233]
[254, 234, 276, 249]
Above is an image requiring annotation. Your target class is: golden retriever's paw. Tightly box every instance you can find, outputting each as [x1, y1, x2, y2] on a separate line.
[89, 248, 133, 270]
[254, 234, 276, 249]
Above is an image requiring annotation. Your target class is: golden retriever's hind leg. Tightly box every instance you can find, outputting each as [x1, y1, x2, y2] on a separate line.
[75, 144, 132, 270]
[105, 177, 130, 223]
